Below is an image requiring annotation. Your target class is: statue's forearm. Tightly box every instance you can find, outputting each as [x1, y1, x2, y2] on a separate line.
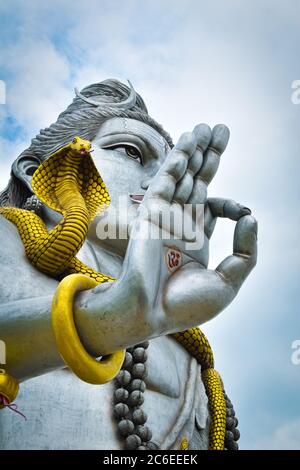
[74, 230, 165, 356]
[0, 296, 63, 381]
[0, 277, 149, 382]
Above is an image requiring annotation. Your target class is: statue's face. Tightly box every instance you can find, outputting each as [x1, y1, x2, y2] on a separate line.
[88, 117, 170, 256]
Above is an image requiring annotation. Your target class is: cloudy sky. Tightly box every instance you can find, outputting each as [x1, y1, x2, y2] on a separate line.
[0, 0, 299, 449]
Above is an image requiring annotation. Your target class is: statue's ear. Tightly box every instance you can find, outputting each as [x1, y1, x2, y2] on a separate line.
[12, 154, 41, 193]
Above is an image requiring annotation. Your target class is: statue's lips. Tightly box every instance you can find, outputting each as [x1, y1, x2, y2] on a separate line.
[129, 194, 144, 203]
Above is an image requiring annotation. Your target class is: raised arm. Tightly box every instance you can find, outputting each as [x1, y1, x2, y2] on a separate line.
[0, 217, 164, 381]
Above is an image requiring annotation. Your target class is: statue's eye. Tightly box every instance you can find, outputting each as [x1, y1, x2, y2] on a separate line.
[103, 144, 143, 165]
[72, 137, 77, 144]
[124, 145, 142, 162]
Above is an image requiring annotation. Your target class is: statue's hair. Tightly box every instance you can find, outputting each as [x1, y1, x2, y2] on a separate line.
[0, 79, 173, 208]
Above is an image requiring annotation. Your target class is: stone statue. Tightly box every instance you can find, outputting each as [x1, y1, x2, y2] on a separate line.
[0, 79, 257, 450]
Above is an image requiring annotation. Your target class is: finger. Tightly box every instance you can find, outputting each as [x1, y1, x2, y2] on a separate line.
[188, 123, 212, 173]
[204, 203, 216, 239]
[208, 198, 251, 220]
[198, 124, 230, 184]
[204, 198, 252, 238]
[215, 215, 258, 293]
[174, 124, 212, 204]
[173, 170, 194, 204]
[145, 132, 197, 203]
[188, 124, 230, 204]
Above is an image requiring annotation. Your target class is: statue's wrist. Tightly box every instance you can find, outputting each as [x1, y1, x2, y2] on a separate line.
[52, 274, 125, 385]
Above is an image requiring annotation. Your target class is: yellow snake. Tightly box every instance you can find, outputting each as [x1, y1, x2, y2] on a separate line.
[0, 137, 226, 450]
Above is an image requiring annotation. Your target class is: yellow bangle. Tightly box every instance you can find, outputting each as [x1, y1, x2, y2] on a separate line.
[52, 274, 125, 385]
[0, 369, 19, 407]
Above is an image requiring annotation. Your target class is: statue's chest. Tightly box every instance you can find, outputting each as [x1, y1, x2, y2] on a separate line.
[0, 337, 208, 450]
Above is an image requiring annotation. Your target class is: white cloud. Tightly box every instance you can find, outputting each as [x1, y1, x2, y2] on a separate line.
[0, 39, 72, 135]
[254, 418, 300, 450]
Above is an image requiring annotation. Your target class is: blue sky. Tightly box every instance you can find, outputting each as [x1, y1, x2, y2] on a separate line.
[0, 0, 299, 449]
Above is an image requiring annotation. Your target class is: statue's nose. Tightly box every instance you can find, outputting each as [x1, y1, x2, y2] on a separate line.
[141, 178, 152, 190]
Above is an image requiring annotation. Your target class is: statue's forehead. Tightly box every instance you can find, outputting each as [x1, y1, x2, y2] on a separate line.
[93, 117, 169, 152]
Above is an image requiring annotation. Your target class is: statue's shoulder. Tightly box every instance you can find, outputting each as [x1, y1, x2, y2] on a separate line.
[0, 216, 57, 302]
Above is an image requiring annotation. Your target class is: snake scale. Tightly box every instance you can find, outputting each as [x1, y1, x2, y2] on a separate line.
[0, 137, 227, 450]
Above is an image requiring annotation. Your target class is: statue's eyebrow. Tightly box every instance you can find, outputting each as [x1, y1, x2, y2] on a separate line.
[122, 119, 167, 154]
[125, 128, 167, 157]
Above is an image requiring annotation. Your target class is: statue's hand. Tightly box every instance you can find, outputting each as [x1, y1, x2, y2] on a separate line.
[79, 125, 257, 353]
[122, 124, 258, 334]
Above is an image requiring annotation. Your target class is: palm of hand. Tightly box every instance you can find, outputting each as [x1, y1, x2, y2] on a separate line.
[128, 124, 257, 332]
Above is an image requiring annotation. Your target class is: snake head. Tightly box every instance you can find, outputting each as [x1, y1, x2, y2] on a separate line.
[71, 136, 92, 155]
